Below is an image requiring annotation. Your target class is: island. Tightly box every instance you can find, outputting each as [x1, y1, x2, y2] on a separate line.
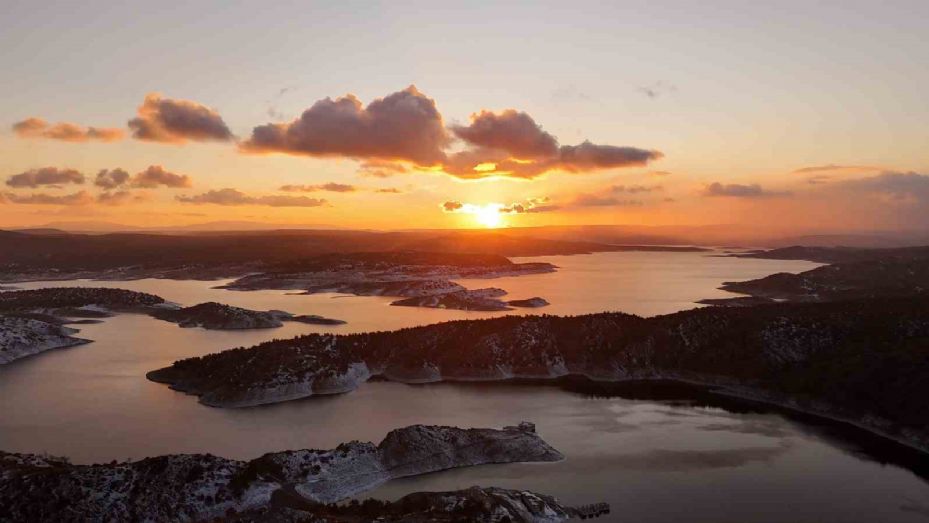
[220, 252, 555, 312]
[150, 302, 344, 330]
[148, 295, 929, 454]
[0, 289, 345, 364]
[0, 316, 90, 364]
[0, 422, 572, 522]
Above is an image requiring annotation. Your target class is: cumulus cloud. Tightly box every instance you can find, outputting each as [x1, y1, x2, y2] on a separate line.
[2, 190, 94, 205]
[452, 110, 558, 159]
[6, 167, 85, 188]
[703, 182, 790, 198]
[177, 188, 327, 207]
[131, 165, 192, 188]
[94, 168, 131, 189]
[12, 117, 124, 142]
[241, 86, 660, 180]
[279, 182, 356, 193]
[242, 86, 449, 165]
[129, 93, 233, 144]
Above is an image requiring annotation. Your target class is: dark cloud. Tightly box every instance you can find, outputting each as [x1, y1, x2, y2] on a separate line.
[442, 200, 463, 212]
[375, 187, 402, 194]
[279, 182, 356, 193]
[704, 182, 791, 198]
[94, 168, 131, 189]
[2, 190, 94, 205]
[177, 188, 327, 207]
[12, 117, 124, 142]
[242, 86, 449, 165]
[637, 81, 677, 99]
[131, 165, 192, 188]
[443, 140, 662, 180]
[792, 164, 881, 174]
[129, 93, 233, 144]
[6, 167, 85, 188]
[452, 109, 558, 159]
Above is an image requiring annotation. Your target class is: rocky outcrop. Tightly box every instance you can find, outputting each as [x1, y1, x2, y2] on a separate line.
[508, 297, 550, 308]
[148, 296, 929, 453]
[0, 423, 562, 522]
[391, 288, 512, 311]
[0, 287, 164, 312]
[0, 316, 91, 364]
[150, 302, 288, 330]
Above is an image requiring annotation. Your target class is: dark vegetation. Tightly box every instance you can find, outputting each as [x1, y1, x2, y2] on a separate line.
[0, 287, 164, 311]
[149, 296, 929, 449]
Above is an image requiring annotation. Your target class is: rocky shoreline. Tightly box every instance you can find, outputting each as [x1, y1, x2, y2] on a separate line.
[0, 316, 91, 365]
[0, 422, 568, 522]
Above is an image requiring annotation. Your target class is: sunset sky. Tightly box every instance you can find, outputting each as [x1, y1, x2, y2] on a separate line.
[2, 1, 927, 232]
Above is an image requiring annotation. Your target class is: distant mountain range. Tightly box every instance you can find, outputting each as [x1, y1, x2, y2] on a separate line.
[12, 221, 929, 248]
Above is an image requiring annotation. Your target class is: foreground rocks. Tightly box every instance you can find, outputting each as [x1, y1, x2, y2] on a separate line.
[148, 296, 929, 453]
[0, 423, 565, 522]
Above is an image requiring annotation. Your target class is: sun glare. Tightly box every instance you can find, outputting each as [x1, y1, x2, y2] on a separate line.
[475, 206, 503, 228]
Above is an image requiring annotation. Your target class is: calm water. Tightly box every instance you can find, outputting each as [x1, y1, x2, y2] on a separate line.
[3, 251, 929, 522]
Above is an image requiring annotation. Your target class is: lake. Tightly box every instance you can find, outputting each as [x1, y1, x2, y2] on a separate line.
[2, 250, 928, 522]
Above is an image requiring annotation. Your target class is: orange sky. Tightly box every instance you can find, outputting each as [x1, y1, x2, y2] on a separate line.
[1, 3, 927, 232]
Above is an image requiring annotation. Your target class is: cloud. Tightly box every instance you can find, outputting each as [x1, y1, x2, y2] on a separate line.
[131, 165, 192, 188]
[443, 140, 662, 180]
[703, 182, 791, 198]
[129, 93, 233, 144]
[6, 167, 85, 188]
[442, 200, 463, 212]
[242, 85, 449, 165]
[792, 164, 882, 174]
[241, 86, 660, 180]
[452, 109, 559, 159]
[357, 160, 409, 178]
[611, 184, 662, 194]
[572, 193, 644, 207]
[648, 170, 672, 176]
[441, 197, 558, 215]
[177, 188, 327, 207]
[279, 182, 356, 193]
[97, 190, 147, 206]
[839, 171, 929, 202]
[375, 187, 402, 194]
[637, 81, 677, 99]
[12, 117, 124, 142]
[2, 190, 94, 205]
[94, 168, 131, 189]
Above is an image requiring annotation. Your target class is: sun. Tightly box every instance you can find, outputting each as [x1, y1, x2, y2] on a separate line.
[474, 206, 503, 228]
